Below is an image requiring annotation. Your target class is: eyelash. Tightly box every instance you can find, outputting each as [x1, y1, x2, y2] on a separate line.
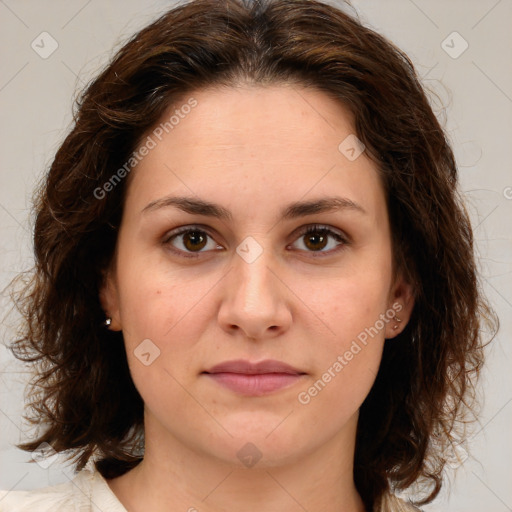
[162, 224, 349, 259]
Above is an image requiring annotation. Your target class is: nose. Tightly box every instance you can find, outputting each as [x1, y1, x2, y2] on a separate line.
[217, 249, 292, 341]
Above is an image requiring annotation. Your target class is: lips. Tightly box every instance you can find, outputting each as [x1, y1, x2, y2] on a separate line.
[203, 359, 304, 375]
[202, 359, 306, 396]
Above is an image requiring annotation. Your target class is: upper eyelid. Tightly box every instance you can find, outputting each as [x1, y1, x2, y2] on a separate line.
[163, 224, 220, 243]
[164, 223, 348, 247]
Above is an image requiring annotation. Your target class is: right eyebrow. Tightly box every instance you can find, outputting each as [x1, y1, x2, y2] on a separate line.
[142, 195, 232, 220]
[141, 194, 367, 220]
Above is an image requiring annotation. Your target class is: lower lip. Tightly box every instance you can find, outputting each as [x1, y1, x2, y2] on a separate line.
[203, 372, 304, 396]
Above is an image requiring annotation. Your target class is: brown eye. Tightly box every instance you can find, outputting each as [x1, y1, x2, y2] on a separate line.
[291, 225, 347, 256]
[182, 230, 208, 251]
[303, 230, 329, 251]
[164, 227, 220, 257]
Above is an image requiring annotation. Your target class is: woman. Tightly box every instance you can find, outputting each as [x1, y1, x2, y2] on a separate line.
[0, 0, 497, 510]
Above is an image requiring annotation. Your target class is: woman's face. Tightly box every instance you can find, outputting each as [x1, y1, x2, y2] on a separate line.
[102, 84, 413, 467]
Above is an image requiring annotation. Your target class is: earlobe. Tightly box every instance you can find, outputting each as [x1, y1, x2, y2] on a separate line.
[385, 275, 415, 339]
[99, 270, 122, 331]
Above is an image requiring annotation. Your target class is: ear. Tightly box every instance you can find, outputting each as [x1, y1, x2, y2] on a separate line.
[99, 268, 122, 331]
[384, 273, 415, 340]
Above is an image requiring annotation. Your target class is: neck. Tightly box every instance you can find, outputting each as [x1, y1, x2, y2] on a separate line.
[107, 413, 366, 512]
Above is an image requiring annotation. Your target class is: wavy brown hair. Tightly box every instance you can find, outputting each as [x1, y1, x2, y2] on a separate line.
[8, 0, 497, 509]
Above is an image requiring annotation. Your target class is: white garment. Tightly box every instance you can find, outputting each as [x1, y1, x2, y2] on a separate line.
[0, 466, 422, 512]
[0, 467, 127, 512]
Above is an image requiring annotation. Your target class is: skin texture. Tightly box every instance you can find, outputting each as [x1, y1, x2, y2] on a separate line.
[101, 84, 414, 512]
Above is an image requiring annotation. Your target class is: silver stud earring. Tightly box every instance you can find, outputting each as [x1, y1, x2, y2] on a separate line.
[104, 317, 112, 327]
[393, 316, 402, 330]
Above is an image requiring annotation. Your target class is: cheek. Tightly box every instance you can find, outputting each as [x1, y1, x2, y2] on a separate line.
[294, 277, 389, 419]
[293, 259, 391, 402]
[115, 255, 221, 392]
[116, 265, 210, 418]
[116, 253, 205, 338]
[296, 341, 383, 436]
[298, 264, 391, 345]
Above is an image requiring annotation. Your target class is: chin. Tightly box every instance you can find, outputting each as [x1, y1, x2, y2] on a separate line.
[203, 425, 311, 470]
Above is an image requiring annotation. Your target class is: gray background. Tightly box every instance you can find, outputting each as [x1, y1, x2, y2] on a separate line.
[0, 1, 511, 511]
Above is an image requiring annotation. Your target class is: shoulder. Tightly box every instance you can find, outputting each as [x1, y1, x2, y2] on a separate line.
[374, 491, 424, 512]
[0, 467, 127, 512]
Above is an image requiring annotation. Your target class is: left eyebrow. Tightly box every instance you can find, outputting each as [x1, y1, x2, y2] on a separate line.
[281, 196, 367, 219]
[141, 195, 367, 220]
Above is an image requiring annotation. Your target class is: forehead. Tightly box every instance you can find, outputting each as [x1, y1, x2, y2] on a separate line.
[124, 84, 386, 223]
[163, 84, 357, 150]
